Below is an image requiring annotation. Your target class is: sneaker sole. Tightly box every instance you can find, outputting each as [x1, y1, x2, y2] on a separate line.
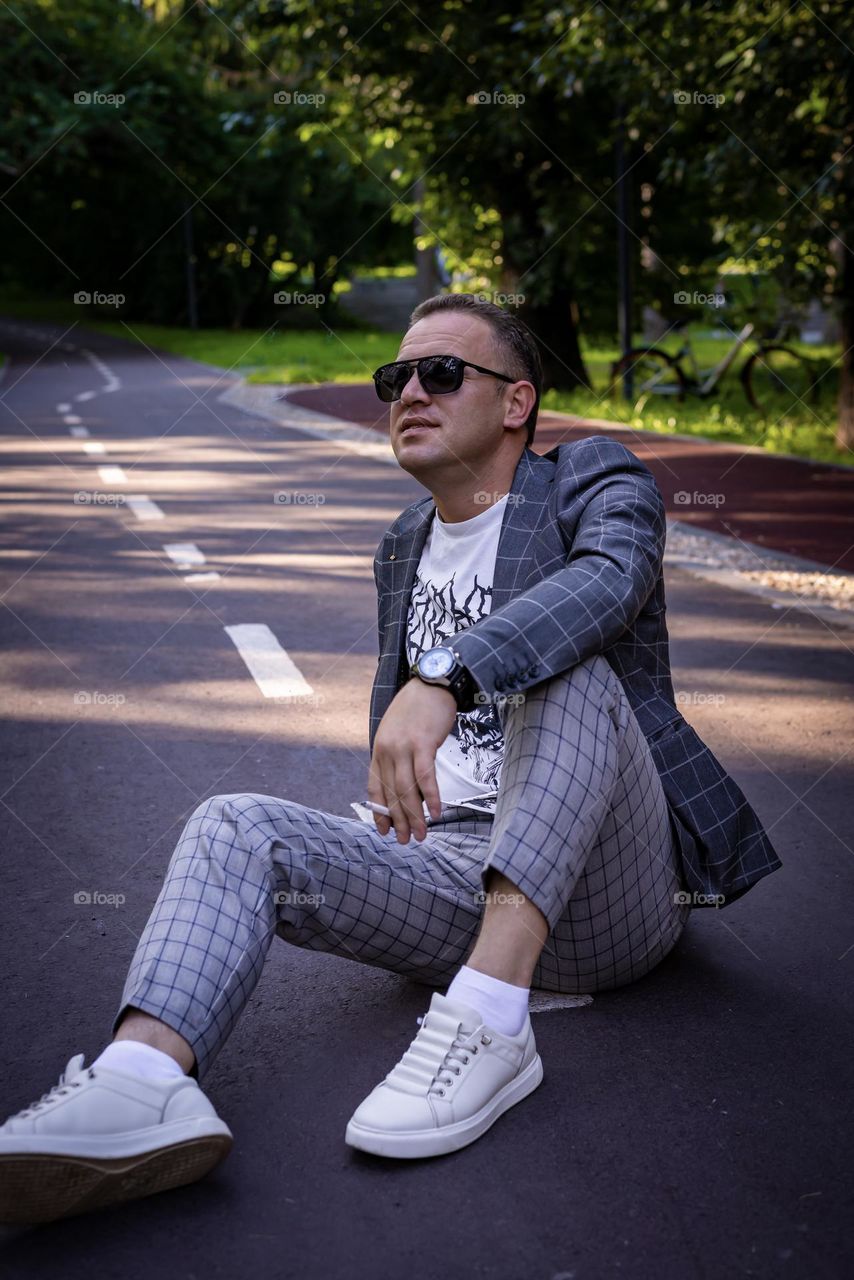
[344, 1052, 544, 1159]
[0, 1131, 233, 1224]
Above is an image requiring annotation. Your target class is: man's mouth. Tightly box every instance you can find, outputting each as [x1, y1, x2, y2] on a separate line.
[400, 417, 438, 435]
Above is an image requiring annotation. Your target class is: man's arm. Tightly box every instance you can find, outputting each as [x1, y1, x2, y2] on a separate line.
[450, 449, 666, 701]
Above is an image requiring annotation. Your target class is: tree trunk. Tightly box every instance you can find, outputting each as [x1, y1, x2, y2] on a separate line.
[519, 286, 592, 393]
[836, 236, 854, 452]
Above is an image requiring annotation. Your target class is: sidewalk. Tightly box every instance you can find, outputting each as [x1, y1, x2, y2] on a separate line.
[284, 383, 854, 573]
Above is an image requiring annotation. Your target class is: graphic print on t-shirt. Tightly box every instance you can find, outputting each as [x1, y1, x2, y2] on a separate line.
[406, 569, 504, 790]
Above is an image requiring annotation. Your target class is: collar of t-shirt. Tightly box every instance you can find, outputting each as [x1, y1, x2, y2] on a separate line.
[431, 492, 509, 539]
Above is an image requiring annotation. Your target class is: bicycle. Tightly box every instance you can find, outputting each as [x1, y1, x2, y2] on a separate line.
[608, 320, 820, 413]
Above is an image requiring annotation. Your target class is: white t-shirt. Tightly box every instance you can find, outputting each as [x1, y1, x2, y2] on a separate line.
[405, 494, 509, 812]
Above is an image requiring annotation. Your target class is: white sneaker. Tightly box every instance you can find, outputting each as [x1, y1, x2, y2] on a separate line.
[0, 1053, 233, 1223]
[345, 993, 543, 1158]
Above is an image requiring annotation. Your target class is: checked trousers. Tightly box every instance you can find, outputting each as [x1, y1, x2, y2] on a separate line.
[113, 653, 691, 1080]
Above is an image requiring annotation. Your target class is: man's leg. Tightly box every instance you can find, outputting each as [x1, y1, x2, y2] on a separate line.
[344, 653, 690, 1158]
[0, 794, 495, 1221]
[478, 650, 690, 995]
[109, 793, 495, 1082]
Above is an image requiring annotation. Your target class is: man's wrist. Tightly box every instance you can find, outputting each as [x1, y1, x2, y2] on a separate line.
[410, 646, 478, 712]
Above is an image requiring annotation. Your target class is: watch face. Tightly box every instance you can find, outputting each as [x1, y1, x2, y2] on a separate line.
[420, 647, 455, 679]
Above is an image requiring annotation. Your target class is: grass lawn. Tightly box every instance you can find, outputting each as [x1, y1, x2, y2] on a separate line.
[543, 334, 846, 468]
[1, 294, 847, 466]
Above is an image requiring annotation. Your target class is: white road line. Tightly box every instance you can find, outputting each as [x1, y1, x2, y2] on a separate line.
[57, 402, 71, 412]
[69, 426, 89, 438]
[76, 390, 97, 402]
[98, 465, 127, 484]
[185, 571, 221, 583]
[63, 414, 82, 425]
[163, 542, 206, 567]
[83, 441, 107, 455]
[82, 349, 121, 393]
[126, 496, 165, 521]
[224, 624, 314, 699]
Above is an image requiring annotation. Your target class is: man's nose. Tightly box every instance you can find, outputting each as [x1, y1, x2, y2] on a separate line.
[399, 369, 430, 404]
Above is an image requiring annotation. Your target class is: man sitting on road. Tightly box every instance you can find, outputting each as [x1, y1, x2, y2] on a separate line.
[0, 294, 781, 1223]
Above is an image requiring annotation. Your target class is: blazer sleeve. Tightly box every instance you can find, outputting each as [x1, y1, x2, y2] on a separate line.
[449, 445, 666, 699]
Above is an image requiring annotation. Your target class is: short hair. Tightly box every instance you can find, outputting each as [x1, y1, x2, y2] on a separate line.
[407, 293, 543, 445]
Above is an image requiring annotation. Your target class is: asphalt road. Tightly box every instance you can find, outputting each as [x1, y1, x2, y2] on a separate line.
[1, 320, 852, 1280]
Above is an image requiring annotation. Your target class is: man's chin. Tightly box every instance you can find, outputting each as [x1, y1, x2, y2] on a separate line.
[392, 438, 445, 477]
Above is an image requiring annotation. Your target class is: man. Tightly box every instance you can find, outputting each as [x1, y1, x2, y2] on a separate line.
[0, 295, 781, 1222]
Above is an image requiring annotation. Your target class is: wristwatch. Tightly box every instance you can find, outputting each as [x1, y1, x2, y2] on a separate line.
[410, 645, 477, 712]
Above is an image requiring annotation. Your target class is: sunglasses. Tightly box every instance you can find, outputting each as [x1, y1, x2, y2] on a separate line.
[372, 354, 517, 403]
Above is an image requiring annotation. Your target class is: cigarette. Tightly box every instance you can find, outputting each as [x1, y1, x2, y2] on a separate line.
[356, 800, 433, 819]
[359, 800, 391, 816]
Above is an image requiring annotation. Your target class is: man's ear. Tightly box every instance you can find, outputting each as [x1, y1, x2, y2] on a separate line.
[503, 380, 536, 430]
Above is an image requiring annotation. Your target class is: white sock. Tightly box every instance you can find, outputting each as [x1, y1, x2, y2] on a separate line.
[92, 1039, 186, 1080]
[445, 964, 530, 1036]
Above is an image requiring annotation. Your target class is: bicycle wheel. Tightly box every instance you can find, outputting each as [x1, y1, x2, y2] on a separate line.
[609, 348, 687, 403]
[741, 345, 819, 413]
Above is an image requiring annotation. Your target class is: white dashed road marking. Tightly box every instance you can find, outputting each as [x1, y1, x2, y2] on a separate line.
[56, 402, 71, 412]
[224, 624, 314, 699]
[76, 391, 97, 402]
[69, 426, 89, 438]
[83, 442, 106, 455]
[185, 572, 221, 584]
[163, 542, 206, 568]
[126, 496, 165, 521]
[63, 414, 82, 425]
[98, 465, 127, 484]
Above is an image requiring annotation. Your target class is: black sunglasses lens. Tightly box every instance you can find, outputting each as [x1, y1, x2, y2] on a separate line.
[373, 356, 463, 402]
[419, 356, 462, 394]
[373, 364, 408, 402]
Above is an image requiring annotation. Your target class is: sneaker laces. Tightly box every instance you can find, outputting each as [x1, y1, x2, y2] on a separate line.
[386, 1010, 485, 1098]
[14, 1054, 94, 1117]
[428, 1034, 478, 1097]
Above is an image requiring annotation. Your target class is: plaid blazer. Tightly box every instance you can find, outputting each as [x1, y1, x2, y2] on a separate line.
[369, 436, 782, 908]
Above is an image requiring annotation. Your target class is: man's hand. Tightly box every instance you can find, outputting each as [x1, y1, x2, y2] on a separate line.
[368, 677, 457, 844]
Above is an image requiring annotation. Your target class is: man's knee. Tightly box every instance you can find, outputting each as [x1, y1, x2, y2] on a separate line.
[496, 652, 619, 728]
[191, 791, 299, 828]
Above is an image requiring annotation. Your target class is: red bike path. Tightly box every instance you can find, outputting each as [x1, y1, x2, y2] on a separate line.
[284, 383, 854, 573]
